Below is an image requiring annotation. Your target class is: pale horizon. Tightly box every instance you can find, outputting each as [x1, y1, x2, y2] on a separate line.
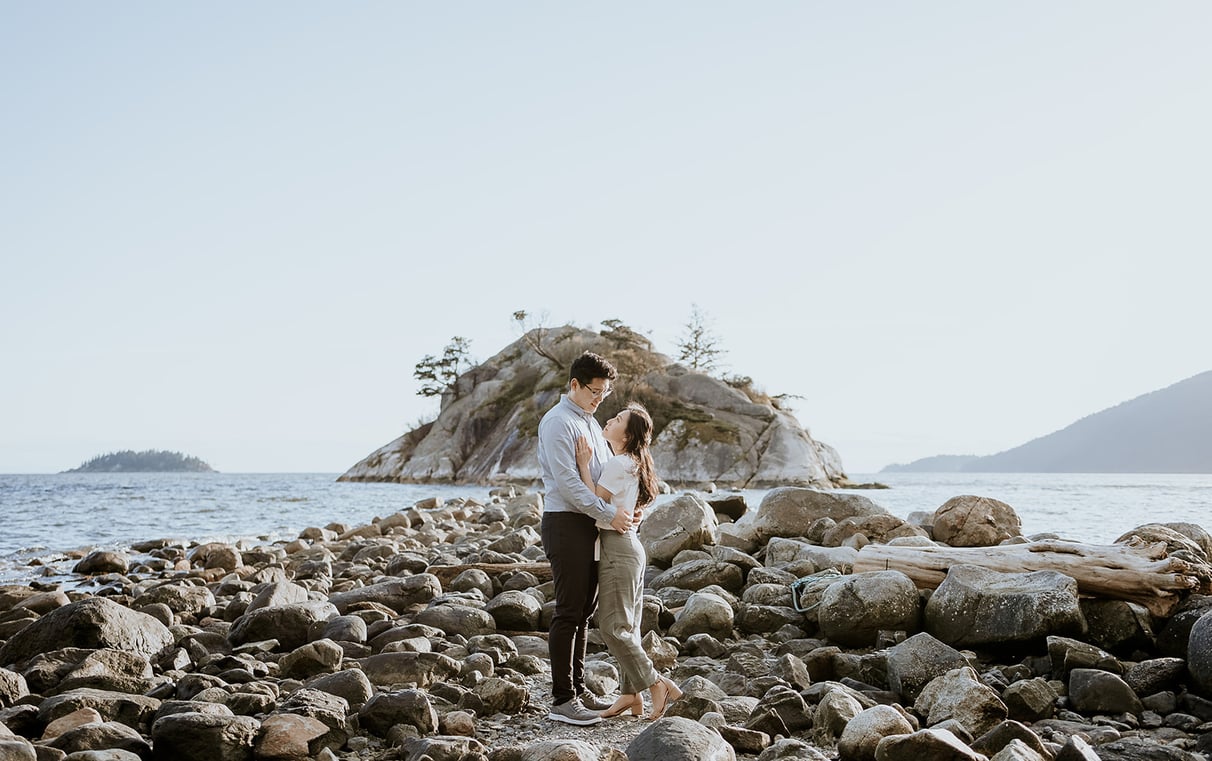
[4, 3, 1211, 476]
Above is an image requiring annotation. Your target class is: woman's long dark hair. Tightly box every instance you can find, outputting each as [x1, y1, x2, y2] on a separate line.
[619, 402, 659, 508]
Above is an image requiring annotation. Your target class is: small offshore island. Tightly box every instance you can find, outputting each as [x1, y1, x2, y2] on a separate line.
[62, 449, 216, 473]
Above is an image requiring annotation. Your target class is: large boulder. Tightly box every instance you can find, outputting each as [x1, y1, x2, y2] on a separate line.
[0, 598, 172, 667]
[639, 493, 717, 566]
[1188, 610, 1212, 695]
[626, 716, 737, 761]
[748, 488, 889, 543]
[818, 571, 921, 647]
[932, 495, 1022, 547]
[924, 566, 1085, 647]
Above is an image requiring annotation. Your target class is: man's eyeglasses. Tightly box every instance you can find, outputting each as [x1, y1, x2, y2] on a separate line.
[582, 383, 613, 399]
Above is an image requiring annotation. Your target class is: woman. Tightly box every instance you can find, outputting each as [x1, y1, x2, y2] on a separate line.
[575, 402, 683, 720]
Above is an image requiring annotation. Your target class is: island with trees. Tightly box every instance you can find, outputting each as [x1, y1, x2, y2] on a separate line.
[63, 450, 216, 473]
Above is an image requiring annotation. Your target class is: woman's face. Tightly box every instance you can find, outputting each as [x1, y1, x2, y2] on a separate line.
[603, 409, 631, 450]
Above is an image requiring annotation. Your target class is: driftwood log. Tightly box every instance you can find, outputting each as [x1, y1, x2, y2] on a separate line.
[425, 562, 553, 588]
[853, 538, 1212, 618]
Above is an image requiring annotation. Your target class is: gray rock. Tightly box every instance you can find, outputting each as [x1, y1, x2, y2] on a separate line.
[1090, 737, 1205, 760]
[473, 676, 528, 714]
[651, 560, 744, 595]
[914, 667, 1008, 738]
[149, 712, 260, 761]
[749, 488, 889, 543]
[873, 728, 984, 761]
[56, 649, 155, 695]
[1079, 598, 1153, 653]
[821, 515, 929, 547]
[0, 668, 29, 708]
[1001, 677, 1057, 723]
[1046, 635, 1121, 676]
[627, 715, 736, 761]
[0, 739, 35, 761]
[932, 495, 1022, 547]
[1126, 657, 1187, 696]
[227, 601, 338, 651]
[414, 602, 496, 638]
[304, 668, 373, 709]
[1188, 610, 1212, 694]
[485, 590, 542, 631]
[669, 592, 734, 641]
[358, 652, 461, 687]
[1068, 669, 1143, 715]
[756, 738, 831, 760]
[327, 575, 442, 615]
[1054, 735, 1102, 761]
[925, 566, 1085, 647]
[0, 598, 172, 667]
[272, 688, 349, 751]
[320, 614, 368, 644]
[132, 583, 216, 620]
[639, 494, 718, 567]
[836, 703, 914, 761]
[450, 569, 494, 598]
[62, 750, 144, 761]
[885, 632, 969, 702]
[73, 552, 130, 575]
[358, 689, 437, 736]
[278, 638, 343, 679]
[254, 713, 329, 760]
[520, 741, 627, 760]
[971, 720, 1050, 759]
[244, 581, 310, 615]
[38, 688, 161, 730]
[47, 721, 150, 757]
[987, 739, 1048, 761]
[395, 735, 488, 761]
[818, 571, 920, 647]
[813, 689, 865, 745]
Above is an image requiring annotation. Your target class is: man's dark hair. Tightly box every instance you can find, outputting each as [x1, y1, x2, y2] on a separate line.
[569, 351, 617, 387]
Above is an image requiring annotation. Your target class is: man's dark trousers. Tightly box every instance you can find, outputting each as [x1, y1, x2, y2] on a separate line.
[542, 511, 599, 705]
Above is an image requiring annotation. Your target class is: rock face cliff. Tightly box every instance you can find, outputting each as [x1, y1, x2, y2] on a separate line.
[339, 324, 848, 488]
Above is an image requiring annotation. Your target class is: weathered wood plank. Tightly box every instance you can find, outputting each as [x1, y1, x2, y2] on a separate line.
[853, 538, 1212, 618]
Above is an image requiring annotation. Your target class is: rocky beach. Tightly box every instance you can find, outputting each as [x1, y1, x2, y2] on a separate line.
[2, 485, 1211, 761]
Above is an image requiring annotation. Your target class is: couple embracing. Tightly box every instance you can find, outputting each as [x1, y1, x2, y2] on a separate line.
[537, 351, 683, 726]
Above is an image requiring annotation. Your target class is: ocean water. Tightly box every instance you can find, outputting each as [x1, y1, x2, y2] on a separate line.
[1, 471, 1208, 585]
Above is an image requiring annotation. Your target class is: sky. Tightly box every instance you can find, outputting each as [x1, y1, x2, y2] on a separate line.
[3, 3, 1210, 475]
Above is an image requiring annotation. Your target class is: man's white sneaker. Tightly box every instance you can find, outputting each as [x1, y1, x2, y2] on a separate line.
[548, 698, 603, 726]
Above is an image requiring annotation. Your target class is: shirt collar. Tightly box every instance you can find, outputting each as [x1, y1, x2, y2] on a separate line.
[559, 394, 594, 419]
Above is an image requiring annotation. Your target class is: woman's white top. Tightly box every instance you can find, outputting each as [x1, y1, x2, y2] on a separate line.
[595, 453, 639, 532]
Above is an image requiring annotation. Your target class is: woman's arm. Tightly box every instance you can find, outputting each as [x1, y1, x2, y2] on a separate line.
[575, 436, 616, 501]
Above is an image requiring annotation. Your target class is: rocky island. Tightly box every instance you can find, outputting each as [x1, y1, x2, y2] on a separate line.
[341, 323, 851, 489]
[63, 450, 216, 473]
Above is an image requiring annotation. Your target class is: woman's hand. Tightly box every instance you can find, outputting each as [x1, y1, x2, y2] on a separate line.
[575, 435, 592, 469]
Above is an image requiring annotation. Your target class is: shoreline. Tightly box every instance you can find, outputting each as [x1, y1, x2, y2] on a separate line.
[0, 485, 1210, 759]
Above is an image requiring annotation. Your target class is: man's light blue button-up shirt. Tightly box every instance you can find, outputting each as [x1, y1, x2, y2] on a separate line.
[537, 394, 616, 524]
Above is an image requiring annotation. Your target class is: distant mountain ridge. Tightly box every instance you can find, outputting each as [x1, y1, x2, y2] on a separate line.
[883, 370, 1212, 473]
[64, 450, 215, 473]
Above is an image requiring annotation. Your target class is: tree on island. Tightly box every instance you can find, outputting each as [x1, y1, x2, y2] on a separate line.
[64, 450, 215, 473]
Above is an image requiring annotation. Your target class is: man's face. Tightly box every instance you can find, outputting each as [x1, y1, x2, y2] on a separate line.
[570, 377, 613, 413]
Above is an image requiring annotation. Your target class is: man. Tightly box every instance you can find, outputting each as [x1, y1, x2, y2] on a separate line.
[538, 350, 632, 726]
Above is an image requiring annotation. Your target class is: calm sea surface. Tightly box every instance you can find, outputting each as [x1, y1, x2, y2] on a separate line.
[1, 471, 1208, 585]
